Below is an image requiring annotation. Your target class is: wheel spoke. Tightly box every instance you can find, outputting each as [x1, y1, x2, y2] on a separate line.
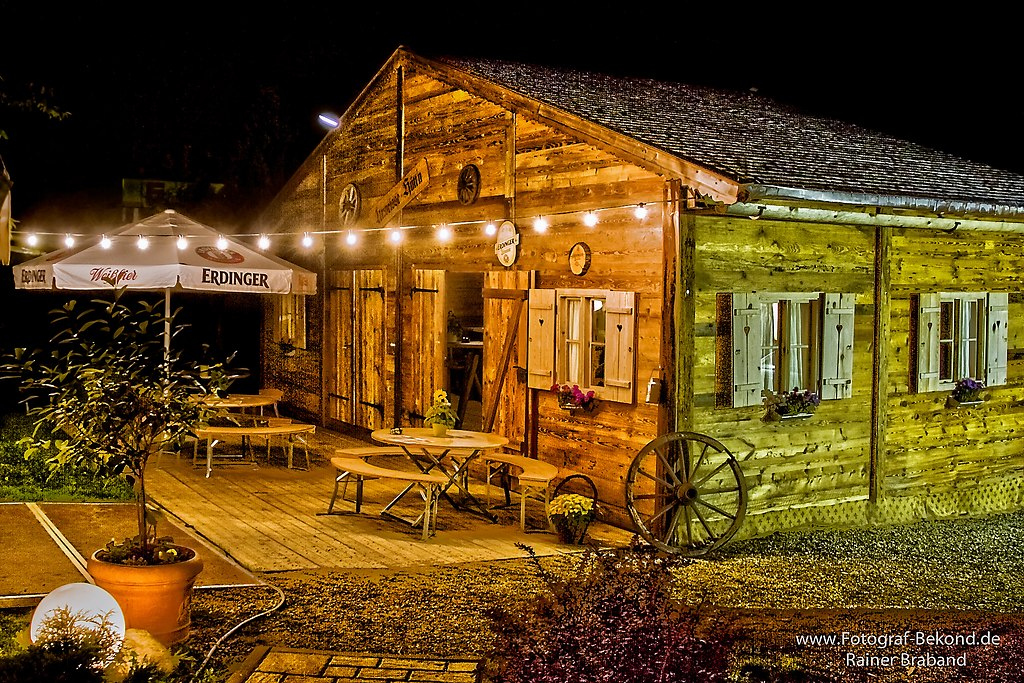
[681, 505, 692, 546]
[650, 500, 678, 523]
[690, 442, 711, 480]
[637, 467, 675, 490]
[696, 498, 737, 520]
[694, 459, 730, 487]
[691, 503, 718, 540]
[654, 446, 682, 486]
[663, 505, 679, 548]
[699, 486, 739, 496]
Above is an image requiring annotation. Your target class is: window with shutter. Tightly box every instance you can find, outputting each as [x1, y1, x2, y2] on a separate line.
[915, 292, 1007, 392]
[526, 289, 556, 390]
[527, 288, 637, 403]
[723, 291, 855, 408]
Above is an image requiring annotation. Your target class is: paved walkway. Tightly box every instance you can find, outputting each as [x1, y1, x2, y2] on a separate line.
[227, 647, 481, 683]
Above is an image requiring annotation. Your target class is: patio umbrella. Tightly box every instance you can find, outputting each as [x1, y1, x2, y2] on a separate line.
[12, 209, 316, 354]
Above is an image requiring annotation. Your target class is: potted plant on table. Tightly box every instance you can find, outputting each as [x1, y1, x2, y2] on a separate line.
[6, 290, 231, 645]
[424, 389, 458, 437]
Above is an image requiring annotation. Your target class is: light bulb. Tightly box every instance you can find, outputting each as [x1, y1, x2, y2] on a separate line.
[216, 235, 228, 250]
[257, 235, 270, 250]
[436, 224, 452, 242]
[484, 222, 497, 237]
[533, 217, 549, 233]
[176, 235, 188, 250]
[389, 229, 403, 244]
[27, 234, 38, 247]
[345, 231, 358, 246]
[100, 235, 112, 249]
[137, 235, 149, 250]
[302, 232, 313, 248]
[634, 203, 649, 219]
[64, 234, 75, 248]
[583, 211, 598, 227]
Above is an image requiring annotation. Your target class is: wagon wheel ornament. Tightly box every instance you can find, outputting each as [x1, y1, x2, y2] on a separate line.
[626, 431, 747, 556]
[457, 164, 481, 205]
[339, 183, 361, 226]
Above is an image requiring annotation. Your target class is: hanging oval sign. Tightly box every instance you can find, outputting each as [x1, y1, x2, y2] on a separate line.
[494, 220, 520, 267]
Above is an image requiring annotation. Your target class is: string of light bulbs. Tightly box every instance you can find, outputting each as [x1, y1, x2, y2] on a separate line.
[11, 200, 662, 252]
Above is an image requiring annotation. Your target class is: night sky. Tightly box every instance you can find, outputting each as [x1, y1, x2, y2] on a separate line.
[3, 6, 1022, 234]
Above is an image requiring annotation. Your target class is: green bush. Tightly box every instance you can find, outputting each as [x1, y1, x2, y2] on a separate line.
[0, 413, 133, 502]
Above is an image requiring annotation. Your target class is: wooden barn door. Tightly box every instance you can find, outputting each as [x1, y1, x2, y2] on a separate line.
[324, 268, 387, 431]
[324, 270, 354, 428]
[483, 270, 531, 453]
[405, 269, 447, 424]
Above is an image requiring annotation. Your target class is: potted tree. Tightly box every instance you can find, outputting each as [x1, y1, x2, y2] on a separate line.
[8, 291, 232, 645]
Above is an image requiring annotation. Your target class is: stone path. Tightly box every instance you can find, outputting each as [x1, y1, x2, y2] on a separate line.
[227, 647, 481, 683]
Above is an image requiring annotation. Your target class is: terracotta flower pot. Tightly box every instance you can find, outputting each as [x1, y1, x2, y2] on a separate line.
[86, 546, 203, 645]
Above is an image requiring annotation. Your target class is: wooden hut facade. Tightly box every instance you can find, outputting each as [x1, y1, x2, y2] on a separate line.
[259, 48, 1024, 536]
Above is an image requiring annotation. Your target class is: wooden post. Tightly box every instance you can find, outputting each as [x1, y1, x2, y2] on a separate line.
[675, 186, 696, 434]
[870, 224, 891, 504]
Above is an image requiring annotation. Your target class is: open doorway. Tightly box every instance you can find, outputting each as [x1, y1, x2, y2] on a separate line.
[446, 272, 484, 430]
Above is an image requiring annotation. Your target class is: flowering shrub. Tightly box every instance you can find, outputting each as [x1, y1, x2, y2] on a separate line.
[550, 383, 596, 410]
[952, 377, 985, 403]
[486, 542, 733, 682]
[764, 387, 820, 419]
[548, 493, 595, 522]
[424, 389, 457, 428]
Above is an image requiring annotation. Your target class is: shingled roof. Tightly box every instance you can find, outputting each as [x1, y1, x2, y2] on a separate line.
[439, 56, 1024, 215]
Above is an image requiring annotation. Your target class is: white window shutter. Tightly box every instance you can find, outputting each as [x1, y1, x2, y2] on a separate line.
[917, 293, 941, 393]
[732, 293, 763, 407]
[604, 291, 636, 404]
[821, 293, 855, 400]
[526, 289, 557, 390]
[986, 292, 1009, 387]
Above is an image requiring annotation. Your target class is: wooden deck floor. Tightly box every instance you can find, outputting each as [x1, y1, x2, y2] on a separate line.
[148, 430, 634, 573]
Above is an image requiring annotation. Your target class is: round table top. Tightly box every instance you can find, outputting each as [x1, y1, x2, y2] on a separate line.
[371, 428, 508, 450]
[196, 394, 278, 409]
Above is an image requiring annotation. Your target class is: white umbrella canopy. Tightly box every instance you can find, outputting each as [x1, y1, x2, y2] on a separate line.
[13, 209, 316, 295]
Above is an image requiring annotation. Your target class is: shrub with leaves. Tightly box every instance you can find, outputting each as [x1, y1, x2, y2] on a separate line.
[3, 291, 232, 562]
[486, 541, 732, 682]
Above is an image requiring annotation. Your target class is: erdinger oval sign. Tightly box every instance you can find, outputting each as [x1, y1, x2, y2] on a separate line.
[494, 220, 520, 267]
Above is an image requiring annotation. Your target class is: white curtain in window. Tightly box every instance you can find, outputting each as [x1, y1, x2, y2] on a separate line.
[760, 301, 776, 391]
[787, 302, 804, 391]
[566, 299, 581, 384]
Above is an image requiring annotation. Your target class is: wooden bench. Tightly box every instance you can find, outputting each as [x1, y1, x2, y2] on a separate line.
[483, 452, 559, 531]
[194, 422, 315, 477]
[328, 450, 448, 541]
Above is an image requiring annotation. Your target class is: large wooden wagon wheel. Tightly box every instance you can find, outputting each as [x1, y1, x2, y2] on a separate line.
[625, 431, 747, 556]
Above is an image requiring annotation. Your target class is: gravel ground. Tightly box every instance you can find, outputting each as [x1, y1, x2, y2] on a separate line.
[24, 510, 1024, 681]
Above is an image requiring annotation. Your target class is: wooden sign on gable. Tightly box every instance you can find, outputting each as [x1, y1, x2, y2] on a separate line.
[372, 158, 429, 226]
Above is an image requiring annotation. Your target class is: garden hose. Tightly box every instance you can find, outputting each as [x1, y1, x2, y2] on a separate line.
[192, 583, 286, 681]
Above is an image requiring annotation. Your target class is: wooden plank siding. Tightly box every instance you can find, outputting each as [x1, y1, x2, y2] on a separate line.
[884, 227, 1024, 505]
[690, 216, 876, 530]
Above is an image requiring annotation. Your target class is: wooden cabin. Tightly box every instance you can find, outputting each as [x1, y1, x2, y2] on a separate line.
[257, 47, 1024, 537]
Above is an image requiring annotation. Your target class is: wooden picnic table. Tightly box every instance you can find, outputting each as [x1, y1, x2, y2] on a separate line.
[370, 428, 507, 524]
